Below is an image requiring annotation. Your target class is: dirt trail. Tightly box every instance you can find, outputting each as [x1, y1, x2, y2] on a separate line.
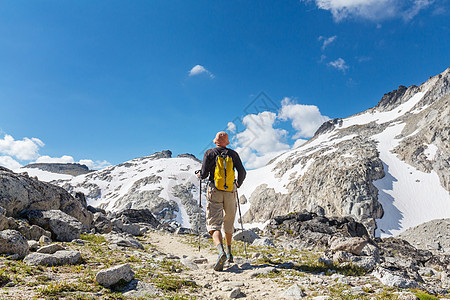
[148, 232, 284, 299]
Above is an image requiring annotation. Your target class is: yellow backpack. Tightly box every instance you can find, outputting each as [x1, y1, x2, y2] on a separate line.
[214, 152, 235, 191]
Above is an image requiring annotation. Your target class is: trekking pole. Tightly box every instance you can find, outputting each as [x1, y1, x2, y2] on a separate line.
[195, 170, 202, 252]
[235, 181, 248, 259]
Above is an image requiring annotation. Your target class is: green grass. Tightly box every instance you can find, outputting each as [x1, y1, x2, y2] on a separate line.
[0, 269, 10, 287]
[415, 292, 440, 300]
[154, 275, 198, 292]
[80, 233, 106, 244]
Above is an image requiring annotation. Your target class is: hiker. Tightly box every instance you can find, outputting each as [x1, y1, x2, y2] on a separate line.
[198, 131, 246, 271]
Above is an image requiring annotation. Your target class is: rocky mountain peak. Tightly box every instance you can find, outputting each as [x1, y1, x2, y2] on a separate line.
[23, 163, 91, 176]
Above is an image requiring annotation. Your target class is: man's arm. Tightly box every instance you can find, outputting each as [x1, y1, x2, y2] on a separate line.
[233, 153, 246, 187]
[200, 150, 212, 180]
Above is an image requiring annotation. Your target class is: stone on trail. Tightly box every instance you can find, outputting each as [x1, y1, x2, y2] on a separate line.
[281, 283, 306, 298]
[248, 266, 278, 278]
[233, 229, 259, 244]
[96, 263, 135, 288]
[0, 229, 29, 259]
[229, 287, 242, 298]
[252, 237, 275, 247]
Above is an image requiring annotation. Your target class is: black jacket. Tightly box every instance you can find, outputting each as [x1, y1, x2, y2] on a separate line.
[200, 146, 246, 187]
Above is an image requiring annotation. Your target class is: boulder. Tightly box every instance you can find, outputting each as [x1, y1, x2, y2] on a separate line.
[93, 212, 113, 234]
[0, 168, 92, 226]
[36, 244, 65, 254]
[103, 232, 144, 250]
[96, 263, 135, 287]
[252, 237, 275, 248]
[0, 206, 8, 230]
[116, 209, 160, 228]
[18, 224, 52, 241]
[122, 224, 142, 236]
[24, 250, 82, 266]
[122, 280, 159, 298]
[330, 236, 369, 255]
[27, 240, 39, 252]
[24, 210, 83, 242]
[372, 267, 419, 289]
[0, 229, 29, 259]
[233, 229, 260, 244]
[281, 284, 306, 298]
[39, 235, 52, 244]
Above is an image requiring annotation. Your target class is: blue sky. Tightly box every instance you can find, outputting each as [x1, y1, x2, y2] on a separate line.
[0, 0, 449, 169]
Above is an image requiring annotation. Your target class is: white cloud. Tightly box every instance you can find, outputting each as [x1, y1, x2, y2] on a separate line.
[319, 35, 337, 50]
[79, 159, 111, 170]
[227, 122, 237, 133]
[279, 98, 330, 138]
[234, 111, 290, 169]
[229, 98, 330, 169]
[0, 134, 44, 160]
[0, 156, 22, 170]
[328, 58, 349, 72]
[306, 0, 434, 22]
[188, 65, 215, 78]
[35, 155, 75, 164]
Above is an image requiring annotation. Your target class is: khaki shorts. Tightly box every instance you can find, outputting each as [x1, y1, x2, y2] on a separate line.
[206, 182, 237, 234]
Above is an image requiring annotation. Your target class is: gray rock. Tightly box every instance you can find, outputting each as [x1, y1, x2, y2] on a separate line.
[229, 287, 241, 298]
[180, 258, 199, 270]
[111, 218, 124, 230]
[93, 212, 113, 234]
[330, 236, 369, 255]
[0, 207, 8, 230]
[36, 244, 65, 254]
[372, 267, 419, 289]
[24, 250, 81, 266]
[233, 229, 259, 244]
[0, 230, 29, 259]
[103, 232, 144, 250]
[122, 279, 159, 297]
[20, 225, 52, 241]
[27, 240, 39, 251]
[39, 235, 52, 244]
[0, 168, 92, 226]
[281, 283, 306, 298]
[96, 263, 135, 287]
[24, 210, 83, 242]
[122, 223, 142, 236]
[248, 267, 278, 278]
[252, 237, 275, 247]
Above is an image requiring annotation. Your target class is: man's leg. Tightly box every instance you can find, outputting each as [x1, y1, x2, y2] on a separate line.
[223, 189, 237, 262]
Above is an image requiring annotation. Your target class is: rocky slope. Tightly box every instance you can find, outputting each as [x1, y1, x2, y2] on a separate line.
[53, 150, 204, 229]
[240, 67, 450, 237]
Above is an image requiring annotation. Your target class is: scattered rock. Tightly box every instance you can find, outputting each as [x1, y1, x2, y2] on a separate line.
[372, 267, 419, 289]
[27, 240, 39, 251]
[122, 279, 159, 297]
[24, 210, 83, 242]
[24, 250, 82, 266]
[252, 237, 275, 247]
[229, 287, 241, 298]
[103, 232, 144, 250]
[36, 244, 65, 254]
[330, 236, 369, 255]
[96, 263, 135, 288]
[115, 209, 160, 228]
[39, 235, 52, 245]
[248, 267, 278, 278]
[281, 283, 306, 298]
[92, 212, 113, 234]
[0, 229, 29, 259]
[122, 223, 142, 236]
[233, 229, 260, 244]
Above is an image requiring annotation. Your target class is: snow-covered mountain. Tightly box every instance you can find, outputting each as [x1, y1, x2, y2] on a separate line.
[50, 151, 203, 228]
[240, 67, 450, 237]
[26, 68, 449, 238]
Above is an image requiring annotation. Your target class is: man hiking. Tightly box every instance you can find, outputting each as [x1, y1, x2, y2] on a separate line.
[198, 131, 246, 271]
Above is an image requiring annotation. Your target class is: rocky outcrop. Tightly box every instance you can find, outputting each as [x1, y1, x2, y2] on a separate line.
[23, 163, 91, 176]
[0, 229, 29, 259]
[24, 210, 83, 242]
[0, 167, 92, 226]
[95, 263, 135, 287]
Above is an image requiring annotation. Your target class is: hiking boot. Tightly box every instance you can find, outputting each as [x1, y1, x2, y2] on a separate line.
[227, 253, 234, 263]
[213, 252, 227, 271]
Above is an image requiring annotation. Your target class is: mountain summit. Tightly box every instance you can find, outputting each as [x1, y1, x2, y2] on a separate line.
[240, 67, 450, 237]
